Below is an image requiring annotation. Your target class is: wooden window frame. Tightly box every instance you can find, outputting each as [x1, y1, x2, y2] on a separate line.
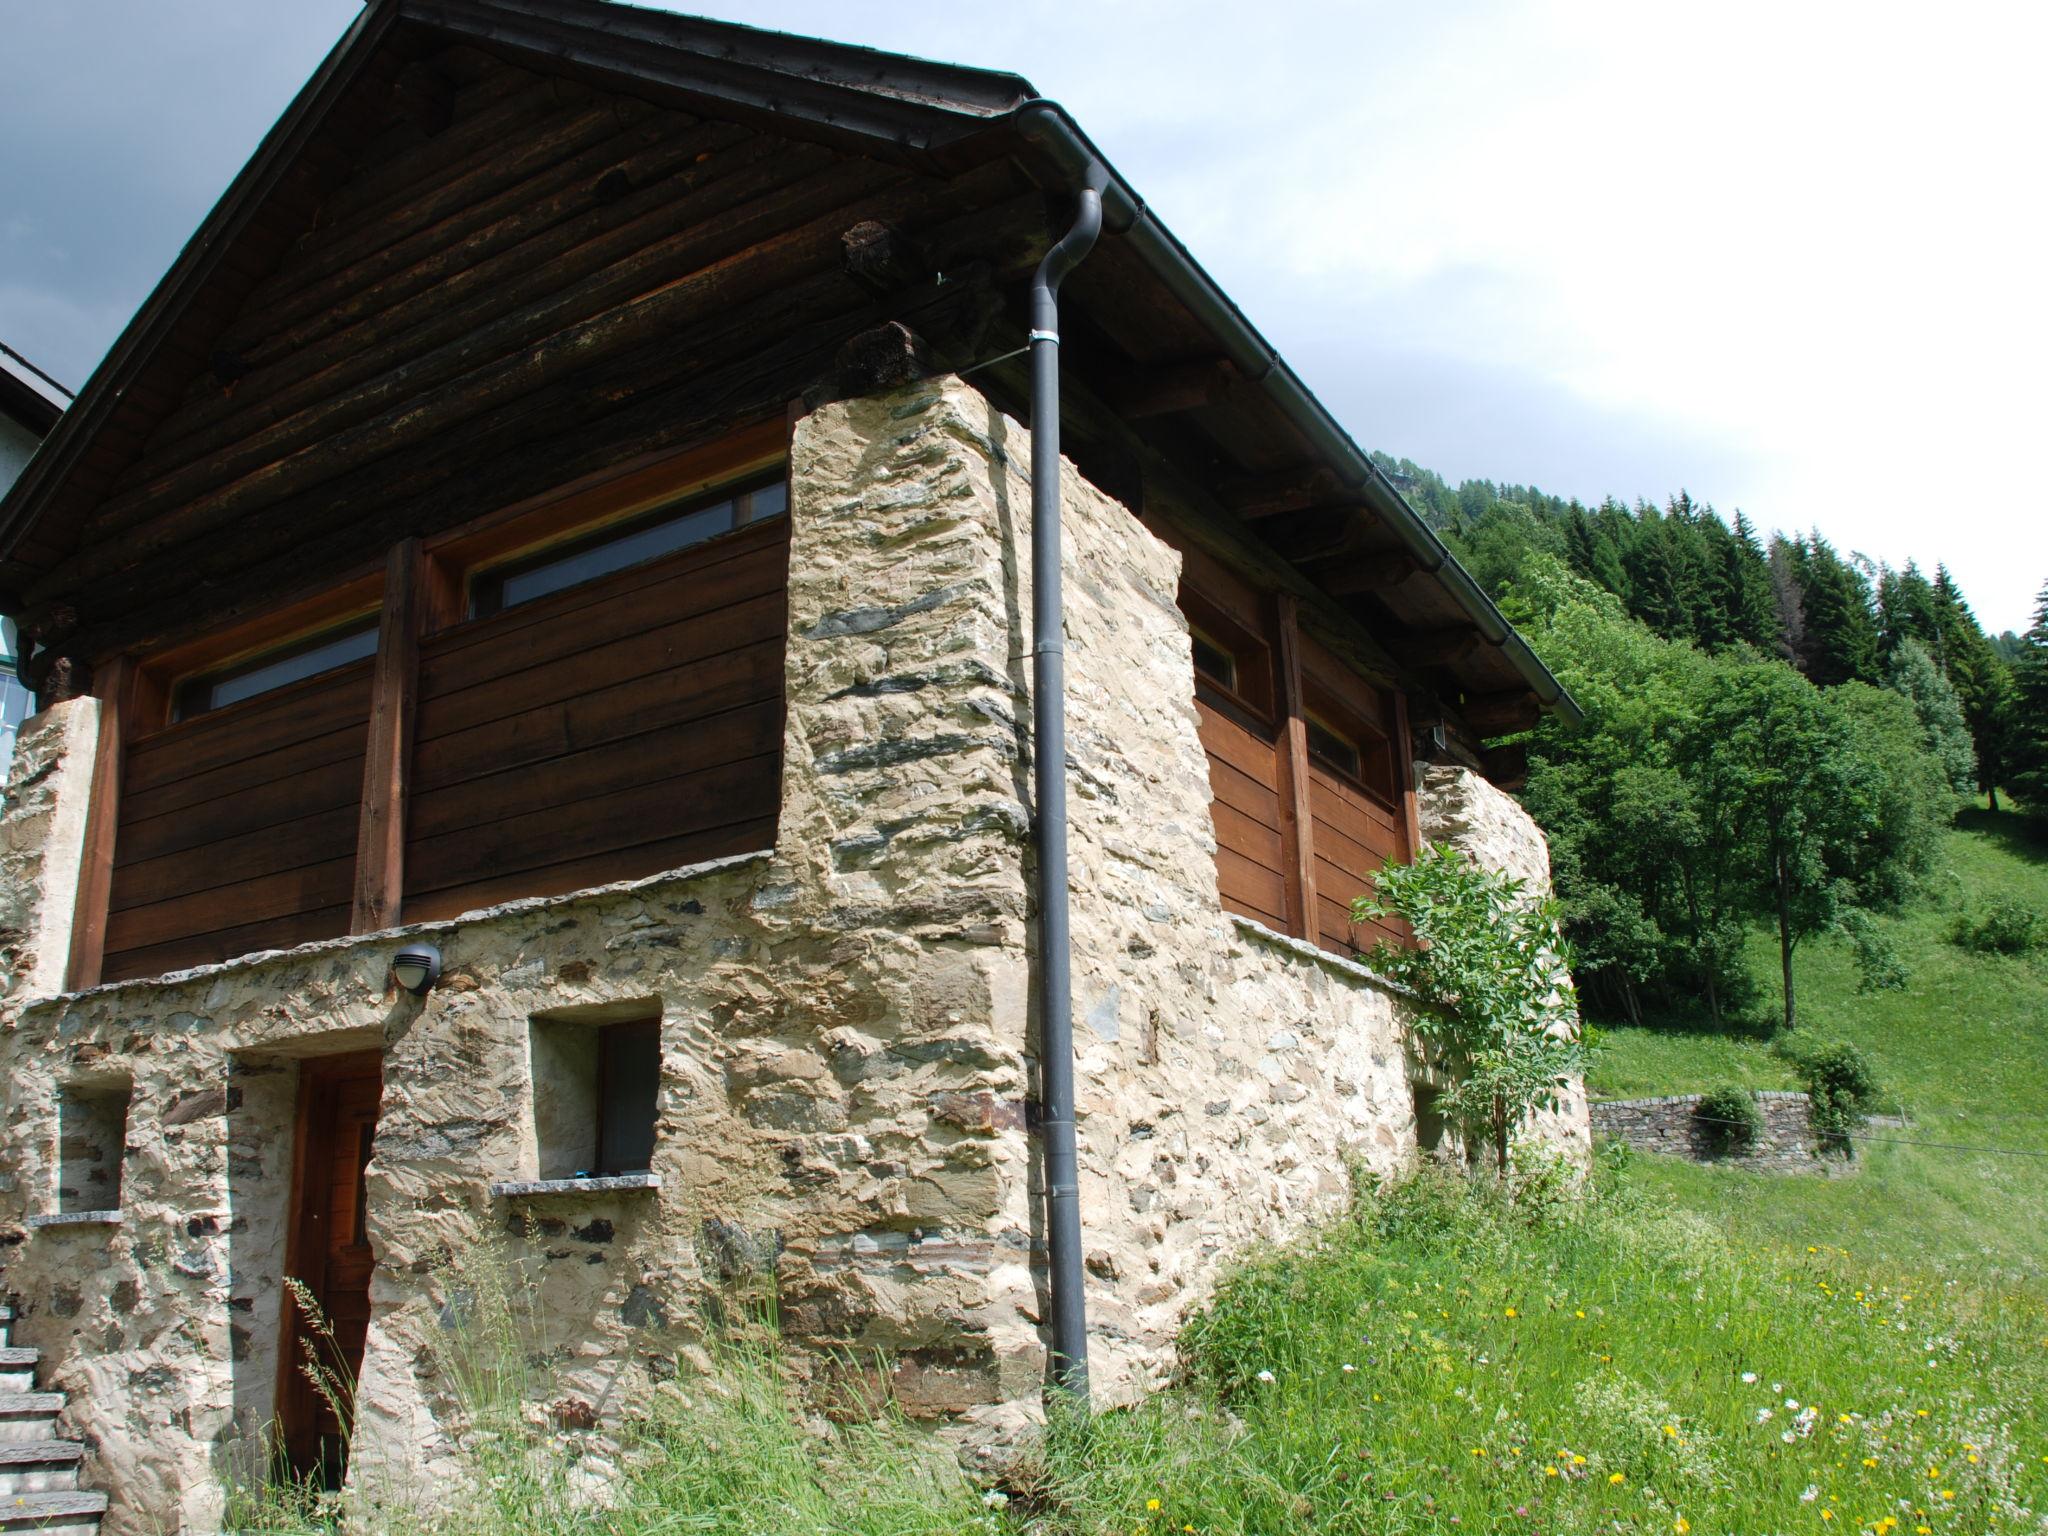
[65, 418, 793, 992]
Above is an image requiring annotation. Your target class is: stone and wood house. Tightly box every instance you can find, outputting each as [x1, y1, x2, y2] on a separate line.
[0, 2, 1587, 1529]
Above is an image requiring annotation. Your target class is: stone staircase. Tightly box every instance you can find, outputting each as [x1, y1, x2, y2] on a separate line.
[0, 1308, 106, 1533]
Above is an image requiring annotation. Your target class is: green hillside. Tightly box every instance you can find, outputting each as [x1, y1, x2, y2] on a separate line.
[1591, 807, 2048, 1282]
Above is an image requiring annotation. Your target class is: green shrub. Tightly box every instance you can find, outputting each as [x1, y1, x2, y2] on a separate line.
[1692, 1085, 1763, 1156]
[1787, 1039, 1881, 1150]
[1949, 897, 2040, 954]
[1836, 908, 1909, 992]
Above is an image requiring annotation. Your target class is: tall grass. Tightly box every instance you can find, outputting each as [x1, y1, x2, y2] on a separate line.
[1030, 1162, 2048, 1534]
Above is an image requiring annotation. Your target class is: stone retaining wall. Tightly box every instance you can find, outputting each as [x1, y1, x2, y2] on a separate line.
[1590, 1091, 1828, 1172]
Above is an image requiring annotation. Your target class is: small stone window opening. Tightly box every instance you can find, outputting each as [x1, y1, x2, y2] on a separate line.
[58, 1082, 132, 1213]
[1412, 1081, 1452, 1164]
[530, 1007, 662, 1179]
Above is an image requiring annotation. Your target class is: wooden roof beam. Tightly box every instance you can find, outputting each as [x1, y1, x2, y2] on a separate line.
[1462, 689, 1543, 737]
[1222, 465, 1351, 519]
[1310, 551, 1422, 596]
[1107, 357, 1237, 420]
[1397, 627, 1483, 667]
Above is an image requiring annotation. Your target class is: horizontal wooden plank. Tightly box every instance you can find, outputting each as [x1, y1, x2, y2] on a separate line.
[1204, 751, 1284, 834]
[1209, 798, 1285, 873]
[413, 631, 783, 790]
[419, 524, 785, 692]
[105, 856, 356, 955]
[120, 717, 368, 825]
[1217, 888, 1288, 935]
[1213, 846, 1287, 925]
[1313, 854, 1380, 914]
[418, 582, 785, 743]
[404, 750, 779, 899]
[408, 696, 781, 842]
[159, 123, 782, 483]
[115, 753, 366, 870]
[123, 663, 372, 793]
[110, 804, 362, 909]
[402, 815, 777, 925]
[1194, 701, 1280, 786]
[1310, 809, 1401, 882]
[1308, 770, 1400, 842]
[100, 903, 355, 985]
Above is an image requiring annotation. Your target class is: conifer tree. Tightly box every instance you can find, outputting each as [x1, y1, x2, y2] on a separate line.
[1791, 534, 1881, 685]
[2007, 582, 2048, 820]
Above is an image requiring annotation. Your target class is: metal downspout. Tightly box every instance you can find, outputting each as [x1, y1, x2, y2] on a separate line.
[1030, 184, 1103, 1404]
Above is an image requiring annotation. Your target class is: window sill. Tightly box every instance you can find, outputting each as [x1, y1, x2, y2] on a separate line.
[27, 1210, 124, 1229]
[489, 1174, 660, 1198]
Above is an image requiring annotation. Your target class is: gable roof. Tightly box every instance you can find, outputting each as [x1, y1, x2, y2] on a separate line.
[0, 0, 1577, 728]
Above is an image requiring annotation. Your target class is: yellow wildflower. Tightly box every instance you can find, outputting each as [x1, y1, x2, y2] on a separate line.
[1146, 1499, 1161, 1512]
[1609, 1472, 1626, 1485]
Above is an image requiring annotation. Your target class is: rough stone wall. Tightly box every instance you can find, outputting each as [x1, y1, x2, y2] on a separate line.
[1590, 1091, 1830, 1173]
[0, 377, 1588, 1531]
[0, 700, 98, 998]
[1416, 761, 1592, 1167]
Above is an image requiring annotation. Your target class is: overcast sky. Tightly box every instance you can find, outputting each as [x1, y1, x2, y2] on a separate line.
[4, 1, 2042, 632]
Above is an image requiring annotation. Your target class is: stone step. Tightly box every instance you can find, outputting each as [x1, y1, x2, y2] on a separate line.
[0, 1462, 80, 1498]
[0, 1401, 63, 1448]
[0, 1356, 36, 1372]
[0, 1490, 105, 1529]
[0, 1450, 80, 1471]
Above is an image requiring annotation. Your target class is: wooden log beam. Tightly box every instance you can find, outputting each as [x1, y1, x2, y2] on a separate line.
[78, 146, 878, 547]
[1221, 465, 1349, 519]
[1106, 357, 1237, 420]
[1259, 507, 1359, 564]
[840, 219, 929, 293]
[1462, 689, 1543, 736]
[1312, 552, 1423, 596]
[1481, 740, 1530, 790]
[1397, 627, 1483, 667]
[39, 165, 940, 599]
[821, 321, 934, 401]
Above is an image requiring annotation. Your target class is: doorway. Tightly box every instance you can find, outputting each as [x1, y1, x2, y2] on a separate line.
[277, 1050, 383, 1485]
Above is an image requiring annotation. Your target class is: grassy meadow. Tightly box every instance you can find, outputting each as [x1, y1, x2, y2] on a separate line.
[1590, 806, 2048, 1284]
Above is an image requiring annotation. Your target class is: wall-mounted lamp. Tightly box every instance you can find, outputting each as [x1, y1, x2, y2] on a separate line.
[391, 944, 442, 996]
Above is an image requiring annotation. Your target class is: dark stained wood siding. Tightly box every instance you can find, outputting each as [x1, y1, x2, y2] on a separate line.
[1299, 634, 1410, 955]
[401, 519, 788, 922]
[102, 663, 372, 980]
[35, 43, 1040, 665]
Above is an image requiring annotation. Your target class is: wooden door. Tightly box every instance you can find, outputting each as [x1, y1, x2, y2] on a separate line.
[279, 1050, 383, 1485]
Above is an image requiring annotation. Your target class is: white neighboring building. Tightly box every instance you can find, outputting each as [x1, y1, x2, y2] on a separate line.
[0, 345, 70, 766]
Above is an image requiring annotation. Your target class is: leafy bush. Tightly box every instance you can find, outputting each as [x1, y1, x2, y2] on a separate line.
[1786, 1040, 1881, 1150]
[1692, 1085, 1763, 1156]
[1351, 846, 1583, 1178]
[1949, 897, 2040, 955]
[1836, 908, 1909, 992]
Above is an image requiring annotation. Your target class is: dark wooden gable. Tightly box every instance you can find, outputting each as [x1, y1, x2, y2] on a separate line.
[14, 28, 1044, 669]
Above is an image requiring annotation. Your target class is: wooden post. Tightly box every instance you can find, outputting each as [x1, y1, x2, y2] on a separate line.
[351, 539, 422, 933]
[1391, 687, 1424, 862]
[64, 656, 135, 992]
[1272, 595, 1319, 944]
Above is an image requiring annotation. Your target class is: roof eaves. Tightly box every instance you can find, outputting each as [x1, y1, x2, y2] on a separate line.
[1007, 102, 1582, 727]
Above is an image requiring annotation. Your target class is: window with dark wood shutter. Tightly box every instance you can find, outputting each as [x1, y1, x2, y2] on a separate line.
[595, 1018, 661, 1177]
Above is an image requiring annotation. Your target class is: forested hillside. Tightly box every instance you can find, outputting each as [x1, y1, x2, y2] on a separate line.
[1375, 454, 2048, 1028]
